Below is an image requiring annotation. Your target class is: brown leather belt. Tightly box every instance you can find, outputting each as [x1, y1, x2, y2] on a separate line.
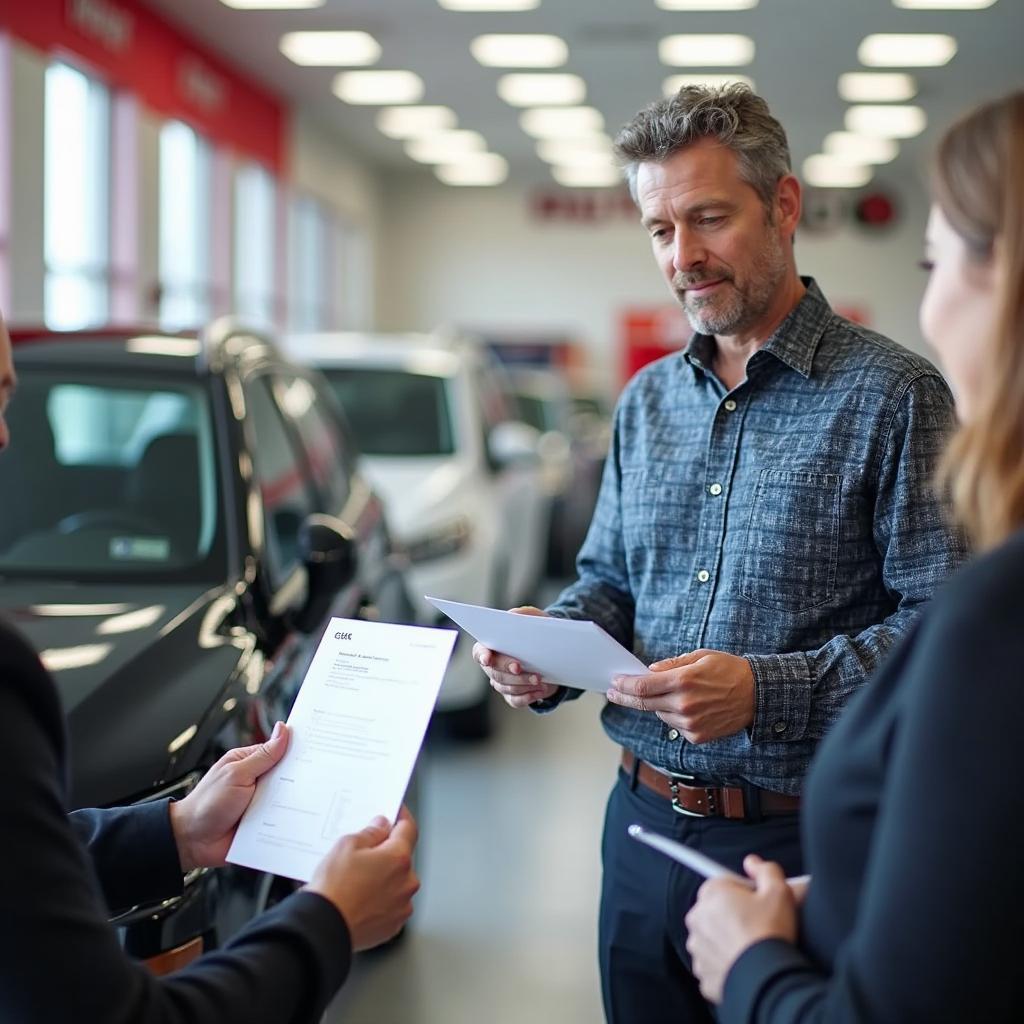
[622, 750, 800, 820]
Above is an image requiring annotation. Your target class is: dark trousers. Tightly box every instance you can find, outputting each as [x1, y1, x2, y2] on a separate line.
[599, 767, 804, 1024]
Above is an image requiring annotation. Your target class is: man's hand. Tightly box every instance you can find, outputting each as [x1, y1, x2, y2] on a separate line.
[472, 606, 559, 708]
[306, 806, 420, 951]
[605, 649, 755, 743]
[169, 721, 290, 872]
[685, 855, 799, 1004]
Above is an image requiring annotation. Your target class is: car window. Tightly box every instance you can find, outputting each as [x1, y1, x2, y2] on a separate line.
[0, 372, 219, 578]
[324, 368, 455, 457]
[270, 373, 351, 511]
[244, 376, 317, 587]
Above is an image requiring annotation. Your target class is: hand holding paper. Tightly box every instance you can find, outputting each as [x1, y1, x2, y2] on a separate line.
[227, 617, 456, 883]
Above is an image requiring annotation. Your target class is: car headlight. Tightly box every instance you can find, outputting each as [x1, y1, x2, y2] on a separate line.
[405, 516, 472, 563]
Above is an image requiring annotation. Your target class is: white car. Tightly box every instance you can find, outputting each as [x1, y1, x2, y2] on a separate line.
[282, 331, 548, 738]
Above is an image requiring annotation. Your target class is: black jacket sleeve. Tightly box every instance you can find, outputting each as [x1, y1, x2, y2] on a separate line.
[0, 621, 352, 1024]
[719, 563, 1023, 1023]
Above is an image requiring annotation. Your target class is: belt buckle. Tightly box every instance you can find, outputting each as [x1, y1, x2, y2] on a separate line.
[668, 774, 717, 818]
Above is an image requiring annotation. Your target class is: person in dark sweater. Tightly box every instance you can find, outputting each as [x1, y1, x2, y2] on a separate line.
[685, 91, 1024, 1023]
[0, 314, 421, 1022]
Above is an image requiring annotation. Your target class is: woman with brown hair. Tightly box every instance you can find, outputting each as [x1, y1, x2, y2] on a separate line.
[684, 91, 1024, 1022]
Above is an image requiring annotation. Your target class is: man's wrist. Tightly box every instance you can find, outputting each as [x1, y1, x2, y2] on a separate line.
[167, 799, 195, 873]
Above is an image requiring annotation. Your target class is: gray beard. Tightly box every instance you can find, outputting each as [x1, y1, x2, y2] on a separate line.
[677, 232, 788, 336]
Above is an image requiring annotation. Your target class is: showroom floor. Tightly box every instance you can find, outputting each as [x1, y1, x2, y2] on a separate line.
[322, 684, 616, 1024]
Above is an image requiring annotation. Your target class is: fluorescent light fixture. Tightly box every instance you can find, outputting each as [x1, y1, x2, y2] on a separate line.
[39, 644, 113, 671]
[552, 164, 622, 188]
[497, 73, 586, 106]
[333, 70, 424, 105]
[845, 104, 927, 138]
[471, 34, 567, 68]
[656, 0, 757, 8]
[30, 603, 130, 616]
[838, 72, 916, 102]
[97, 605, 166, 636]
[893, 0, 995, 8]
[435, 153, 509, 186]
[406, 130, 488, 163]
[537, 138, 614, 165]
[803, 155, 873, 189]
[858, 34, 957, 67]
[659, 35, 755, 67]
[824, 131, 899, 164]
[663, 74, 755, 96]
[377, 106, 457, 139]
[519, 106, 604, 138]
[221, 0, 323, 9]
[125, 337, 202, 356]
[439, 0, 538, 9]
[279, 31, 380, 67]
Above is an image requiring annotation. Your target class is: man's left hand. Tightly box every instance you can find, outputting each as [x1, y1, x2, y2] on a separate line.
[606, 649, 755, 743]
[685, 855, 798, 1004]
[168, 721, 290, 872]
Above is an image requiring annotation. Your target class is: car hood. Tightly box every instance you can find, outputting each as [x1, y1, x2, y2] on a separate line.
[359, 456, 474, 538]
[0, 580, 252, 808]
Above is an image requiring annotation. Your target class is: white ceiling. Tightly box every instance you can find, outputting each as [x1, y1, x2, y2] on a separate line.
[143, 0, 1024, 188]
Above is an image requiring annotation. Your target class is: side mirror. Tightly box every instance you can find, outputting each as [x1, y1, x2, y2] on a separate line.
[292, 513, 358, 633]
[487, 420, 542, 468]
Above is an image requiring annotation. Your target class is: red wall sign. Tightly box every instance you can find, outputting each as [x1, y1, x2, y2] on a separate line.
[1, 0, 286, 174]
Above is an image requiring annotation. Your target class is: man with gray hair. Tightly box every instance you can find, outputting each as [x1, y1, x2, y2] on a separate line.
[475, 84, 965, 1023]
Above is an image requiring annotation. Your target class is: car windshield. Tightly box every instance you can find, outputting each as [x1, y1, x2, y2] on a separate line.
[325, 368, 455, 456]
[0, 370, 222, 580]
[513, 394, 550, 433]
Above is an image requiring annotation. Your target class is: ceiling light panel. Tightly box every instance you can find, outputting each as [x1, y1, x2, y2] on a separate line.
[838, 72, 916, 102]
[471, 34, 568, 68]
[333, 71, 424, 105]
[663, 74, 755, 95]
[858, 34, 957, 67]
[552, 165, 622, 188]
[439, 0, 538, 9]
[279, 31, 380, 67]
[845, 104, 927, 138]
[519, 106, 604, 138]
[803, 155, 873, 189]
[893, 0, 995, 8]
[436, 154, 509, 186]
[498, 73, 586, 106]
[656, 0, 758, 8]
[377, 106, 457, 139]
[659, 35, 756, 67]
[405, 130, 488, 163]
[537, 139, 615, 166]
[824, 131, 899, 164]
[222, 0, 323, 9]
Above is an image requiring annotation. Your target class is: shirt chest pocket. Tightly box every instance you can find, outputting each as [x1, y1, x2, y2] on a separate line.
[737, 469, 842, 613]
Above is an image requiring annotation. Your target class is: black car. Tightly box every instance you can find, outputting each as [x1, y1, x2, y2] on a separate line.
[0, 320, 415, 972]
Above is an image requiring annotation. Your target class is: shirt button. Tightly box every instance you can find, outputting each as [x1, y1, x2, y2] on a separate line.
[697, 569, 710, 583]
[708, 482, 722, 496]
[724, 399, 737, 412]
[773, 721, 787, 734]
[667, 729, 680, 741]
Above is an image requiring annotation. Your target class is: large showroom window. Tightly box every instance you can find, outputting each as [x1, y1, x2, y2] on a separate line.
[234, 162, 277, 329]
[159, 120, 212, 331]
[44, 61, 111, 330]
[288, 193, 333, 333]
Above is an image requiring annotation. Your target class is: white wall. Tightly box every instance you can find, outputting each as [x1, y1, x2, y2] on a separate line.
[289, 111, 381, 331]
[374, 171, 936, 397]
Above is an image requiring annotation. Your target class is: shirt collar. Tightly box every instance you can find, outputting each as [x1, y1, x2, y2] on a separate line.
[682, 277, 833, 380]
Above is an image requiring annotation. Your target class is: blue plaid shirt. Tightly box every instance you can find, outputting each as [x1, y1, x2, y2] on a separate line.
[545, 279, 966, 794]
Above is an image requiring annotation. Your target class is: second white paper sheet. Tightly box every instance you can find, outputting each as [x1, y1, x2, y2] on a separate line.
[227, 617, 456, 882]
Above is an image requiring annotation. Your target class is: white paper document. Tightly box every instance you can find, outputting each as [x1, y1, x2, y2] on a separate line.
[227, 617, 457, 882]
[425, 596, 649, 693]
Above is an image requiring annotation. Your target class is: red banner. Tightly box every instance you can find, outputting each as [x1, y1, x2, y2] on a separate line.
[1, 0, 286, 174]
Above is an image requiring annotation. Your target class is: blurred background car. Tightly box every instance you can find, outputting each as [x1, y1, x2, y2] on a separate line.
[505, 367, 607, 578]
[0, 320, 417, 973]
[282, 331, 548, 740]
